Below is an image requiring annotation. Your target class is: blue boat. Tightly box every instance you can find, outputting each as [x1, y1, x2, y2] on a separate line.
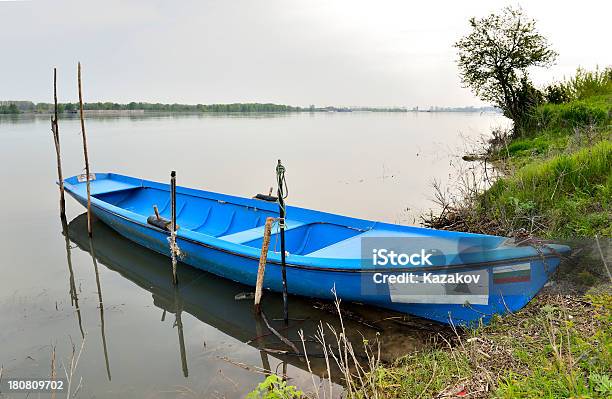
[63, 172, 570, 326]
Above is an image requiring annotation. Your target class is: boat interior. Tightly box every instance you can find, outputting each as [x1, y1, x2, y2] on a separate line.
[75, 172, 510, 260]
[94, 186, 372, 256]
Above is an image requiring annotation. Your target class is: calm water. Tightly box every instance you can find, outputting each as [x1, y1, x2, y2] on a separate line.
[0, 112, 507, 398]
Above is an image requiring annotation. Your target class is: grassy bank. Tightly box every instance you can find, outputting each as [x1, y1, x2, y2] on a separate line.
[360, 289, 611, 398]
[427, 68, 612, 239]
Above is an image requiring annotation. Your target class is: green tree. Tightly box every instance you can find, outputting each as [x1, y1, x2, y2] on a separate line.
[455, 6, 557, 134]
[0, 103, 21, 114]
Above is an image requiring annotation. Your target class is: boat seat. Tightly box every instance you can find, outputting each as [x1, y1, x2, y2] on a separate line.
[304, 229, 430, 258]
[90, 180, 139, 196]
[218, 219, 307, 244]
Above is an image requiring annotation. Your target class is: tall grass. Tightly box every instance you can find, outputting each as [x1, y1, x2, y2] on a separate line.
[523, 67, 612, 135]
[481, 140, 612, 237]
[567, 67, 612, 100]
[529, 100, 609, 133]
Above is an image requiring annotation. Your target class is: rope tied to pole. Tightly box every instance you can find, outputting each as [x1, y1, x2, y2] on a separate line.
[276, 160, 288, 228]
[276, 160, 288, 199]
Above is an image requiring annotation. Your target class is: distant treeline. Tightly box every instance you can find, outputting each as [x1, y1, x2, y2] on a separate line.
[0, 101, 501, 114]
[5, 101, 304, 113]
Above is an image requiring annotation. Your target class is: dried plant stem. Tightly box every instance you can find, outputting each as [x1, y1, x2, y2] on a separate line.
[594, 235, 611, 282]
[298, 329, 320, 399]
[50, 344, 57, 399]
[63, 336, 86, 399]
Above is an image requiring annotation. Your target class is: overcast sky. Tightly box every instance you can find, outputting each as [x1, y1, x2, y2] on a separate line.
[1, 0, 610, 107]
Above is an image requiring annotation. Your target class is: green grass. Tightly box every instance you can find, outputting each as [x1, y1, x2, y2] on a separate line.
[363, 349, 472, 398]
[480, 140, 612, 238]
[493, 291, 612, 398]
[526, 99, 610, 133]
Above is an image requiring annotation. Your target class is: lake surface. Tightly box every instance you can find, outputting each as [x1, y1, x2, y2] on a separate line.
[0, 112, 507, 398]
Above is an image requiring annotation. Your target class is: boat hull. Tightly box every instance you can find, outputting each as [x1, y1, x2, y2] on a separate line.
[72, 193, 562, 326]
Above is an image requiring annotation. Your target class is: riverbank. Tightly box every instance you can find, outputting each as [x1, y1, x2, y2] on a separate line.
[248, 282, 611, 399]
[247, 69, 611, 398]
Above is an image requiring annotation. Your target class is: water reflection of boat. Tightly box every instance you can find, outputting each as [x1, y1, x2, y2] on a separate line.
[67, 214, 407, 380]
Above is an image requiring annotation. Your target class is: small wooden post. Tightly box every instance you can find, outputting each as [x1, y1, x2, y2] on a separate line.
[170, 171, 178, 285]
[77, 62, 92, 237]
[254, 217, 274, 313]
[51, 67, 66, 219]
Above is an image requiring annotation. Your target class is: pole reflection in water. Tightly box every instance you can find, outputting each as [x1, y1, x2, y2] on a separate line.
[254, 315, 272, 377]
[61, 217, 85, 338]
[173, 285, 189, 378]
[89, 236, 112, 381]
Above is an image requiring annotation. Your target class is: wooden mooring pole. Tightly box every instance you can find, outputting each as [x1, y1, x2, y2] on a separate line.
[77, 62, 92, 237]
[51, 67, 66, 219]
[276, 160, 289, 325]
[170, 171, 178, 285]
[254, 217, 274, 313]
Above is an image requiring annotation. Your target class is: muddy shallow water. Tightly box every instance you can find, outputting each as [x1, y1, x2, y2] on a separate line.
[0, 112, 508, 398]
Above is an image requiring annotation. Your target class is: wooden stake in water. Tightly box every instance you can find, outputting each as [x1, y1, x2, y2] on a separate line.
[77, 62, 92, 237]
[51, 67, 66, 219]
[170, 171, 178, 285]
[254, 217, 274, 313]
